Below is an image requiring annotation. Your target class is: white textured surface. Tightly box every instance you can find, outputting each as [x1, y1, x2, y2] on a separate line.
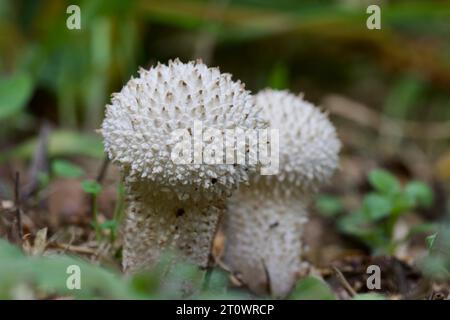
[224, 89, 341, 297]
[101, 59, 265, 201]
[122, 178, 223, 272]
[254, 89, 341, 195]
[224, 185, 309, 298]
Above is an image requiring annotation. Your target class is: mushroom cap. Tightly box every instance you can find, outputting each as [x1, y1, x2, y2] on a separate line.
[101, 59, 265, 199]
[255, 89, 341, 194]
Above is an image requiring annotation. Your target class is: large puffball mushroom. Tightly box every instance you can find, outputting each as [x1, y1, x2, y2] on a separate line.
[101, 59, 265, 273]
[223, 89, 341, 298]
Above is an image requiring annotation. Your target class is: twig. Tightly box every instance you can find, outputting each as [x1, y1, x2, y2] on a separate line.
[323, 95, 450, 140]
[393, 260, 408, 298]
[22, 122, 50, 199]
[214, 257, 232, 273]
[60, 231, 76, 255]
[214, 257, 245, 287]
[14, 171, 23, 241]
[89, 156, 109, 224]
[50, 243, 97, 255]
[332, 266, 357, 297]
[96, 156, 110, 184]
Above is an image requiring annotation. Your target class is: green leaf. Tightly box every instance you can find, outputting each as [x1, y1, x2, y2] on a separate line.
[315, 195, 343, 217]
[0, 239, 139, 299]
[0, 130, 104, 163]
[353, 293, 386, 300]
[368, 169, 401, 195]
[202, 269, 229, 295]
[404, 181, 433, 208]
[129, 270, 160, 297]
[426, 233, 437, 251]
[37, 172, 50, 188]
[289, 276, 335, 300]
[0, 240, 244, 300]
[383, 75, 423, 119]
[338, 212, 370, 236]
[362, 193, 392, 220]
[421, 256, 450, 280]
[391, 193, 415, 215]
[0, 240, 24, 260]
[337, 212, 390, 252]
[267, 62, 289, 89]
[406, 223, 438, 239]
[52, 159, 85, 178]
[162, 262, 204, 297]
[0, 72, 33, 120]
[100, 220, 118, 231]
[81, 180, 102, 195]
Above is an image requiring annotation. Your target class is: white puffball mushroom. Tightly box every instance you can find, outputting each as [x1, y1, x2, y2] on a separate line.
[101, 59, 265, 272]
[223, 89, 341, 298]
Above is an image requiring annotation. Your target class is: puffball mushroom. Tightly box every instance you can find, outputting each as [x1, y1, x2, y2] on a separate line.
[223, 89, 341, 298]
[101, 59, 265, 272]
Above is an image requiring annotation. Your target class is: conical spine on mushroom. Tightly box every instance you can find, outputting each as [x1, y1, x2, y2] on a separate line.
[122, 177, 224, 273]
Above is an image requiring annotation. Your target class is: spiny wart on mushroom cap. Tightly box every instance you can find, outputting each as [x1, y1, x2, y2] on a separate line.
[254, 89, 341, 194]
[101, 59, 266, 199]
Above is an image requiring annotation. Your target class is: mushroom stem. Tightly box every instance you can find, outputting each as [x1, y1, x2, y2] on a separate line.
[122, 180, 224, 273]
[223, 187, 309, 298]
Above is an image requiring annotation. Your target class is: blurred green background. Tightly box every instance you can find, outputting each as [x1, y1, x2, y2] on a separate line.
[1, 0, 450, 157]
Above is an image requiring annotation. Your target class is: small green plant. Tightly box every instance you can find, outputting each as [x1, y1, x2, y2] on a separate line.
[81, 179, 103, 241]
[421, 225, 450, 280]
[315, 194, 344, 217]
[317, 169, 434, 255]
[99, 181, 126, 243]
[51, 159, 85, 179]
[288, 276, 335, 300]
[426, 233, 437, 250]
[81, 179, 125, 243]
[0, 72, 33, 121]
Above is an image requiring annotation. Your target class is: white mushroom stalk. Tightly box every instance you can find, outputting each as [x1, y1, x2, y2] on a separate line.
[101, 59, 265, 272]
[223, 89, 341, 298]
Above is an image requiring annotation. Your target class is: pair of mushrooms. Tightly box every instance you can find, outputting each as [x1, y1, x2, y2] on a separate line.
[100, 59, 340, 298]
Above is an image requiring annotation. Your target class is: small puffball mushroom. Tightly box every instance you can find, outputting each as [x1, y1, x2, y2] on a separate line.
[223, 89, 341, 298]
[101, 59, 265, 272]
